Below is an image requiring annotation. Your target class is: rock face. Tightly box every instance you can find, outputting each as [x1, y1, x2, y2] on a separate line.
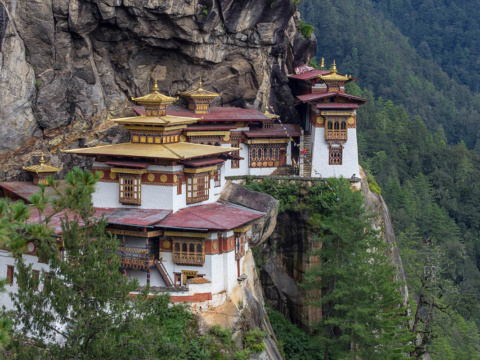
[0, 0, 316, 181]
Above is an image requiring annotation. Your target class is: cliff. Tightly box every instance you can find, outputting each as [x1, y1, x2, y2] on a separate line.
[0, 0, 316, 181]
[247, 169, 410, 331]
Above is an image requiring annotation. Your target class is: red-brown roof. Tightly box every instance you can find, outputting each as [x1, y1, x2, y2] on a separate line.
[188, 277, 211, 284]
[288, 69, 330, 80]
[243, 124, 301, 138]
[157, 203, 264, 231]
[170, 107, 270, 122]
[186, 125, 237, 131]
[105, 160, 152, 168]
[180, 158, 225, 167]
[316, 103, 359, 109]
[0, 181, 66, 203]
[297, 92, 368, 103]
[26, 207, 173, 235]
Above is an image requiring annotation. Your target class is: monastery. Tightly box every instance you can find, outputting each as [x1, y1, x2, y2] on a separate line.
[0, 62, 367, 307]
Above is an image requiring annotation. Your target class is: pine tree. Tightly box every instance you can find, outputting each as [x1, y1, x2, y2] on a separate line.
[303, 180, 414, 359]
[2, 168, 192, 359]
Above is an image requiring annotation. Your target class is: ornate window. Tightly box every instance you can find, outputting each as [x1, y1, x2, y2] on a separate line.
[231, 140, 240, 169]
[119, 174, 141, 205]
[325, 119, 348, 142]
[329, 145, 343, 165]
[186, 173, 210, 204]
[249, 144, 283, 167]
[213, 169, 221, 187]
[172, 240, 205, 266]
[6, 265, 13, 286]
[235, 233, 246, 261]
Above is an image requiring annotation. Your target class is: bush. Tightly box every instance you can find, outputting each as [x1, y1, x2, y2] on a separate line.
[243, 328, 266, 353]
[299, 21, 314, 38]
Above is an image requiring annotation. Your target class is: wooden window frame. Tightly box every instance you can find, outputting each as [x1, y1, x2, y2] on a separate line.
[186, 173, 210, 204]
[249, 144, 283, 167]
[213, 169, 221, 187]
[119, 174, 141, 205]
[325, 119, 348, 142]
[172, 240, 205, 266]
[231, 140, 240, 169]
[6, 265, 13, 286]
[329, 145, 343, 165]
[235, 233, 246, 260]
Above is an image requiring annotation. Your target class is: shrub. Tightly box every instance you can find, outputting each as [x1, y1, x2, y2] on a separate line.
[298, 21, 314, 38]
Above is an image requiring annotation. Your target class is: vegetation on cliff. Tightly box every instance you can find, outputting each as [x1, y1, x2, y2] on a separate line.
[245, 179, 413, 358]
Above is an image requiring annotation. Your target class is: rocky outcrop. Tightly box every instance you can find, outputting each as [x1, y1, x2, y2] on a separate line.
[0, 0, 316, 181]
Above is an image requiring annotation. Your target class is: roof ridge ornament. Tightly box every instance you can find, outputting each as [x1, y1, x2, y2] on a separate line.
[153, 79, 159, 92]
[332, 60, 337, 73]
[321, 57, 325, 68]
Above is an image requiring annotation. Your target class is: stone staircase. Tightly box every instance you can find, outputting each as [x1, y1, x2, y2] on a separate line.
[302, 134, 312, 177]
[272, 166, 296, 176]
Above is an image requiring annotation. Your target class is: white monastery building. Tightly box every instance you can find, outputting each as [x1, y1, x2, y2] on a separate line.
[0, 62, 366, 306]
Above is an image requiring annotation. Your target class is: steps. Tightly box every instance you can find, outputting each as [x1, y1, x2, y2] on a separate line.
[155, 260, 174, 287]
[272, 166, 296, 176]
[302, 134, 312, 177]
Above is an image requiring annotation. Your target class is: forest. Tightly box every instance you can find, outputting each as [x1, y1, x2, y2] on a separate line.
[289, 0, 480, 357]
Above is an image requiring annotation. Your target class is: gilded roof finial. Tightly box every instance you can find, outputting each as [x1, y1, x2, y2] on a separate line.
[198, 77, 203, 90]
[39, 154, 46, 165]
[153, 79, 159, 92]
[321, 57, 325, 68]
[332, 60, 337, 73]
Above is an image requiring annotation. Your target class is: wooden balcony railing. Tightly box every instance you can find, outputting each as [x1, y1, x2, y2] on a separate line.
[325, 130, 347, 142]
[235, 245, 245, 261]
[118, 246, 155, 270]
[173, 252, 204, 266]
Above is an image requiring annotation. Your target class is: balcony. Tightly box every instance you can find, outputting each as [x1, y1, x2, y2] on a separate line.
[173, 252, 204, 266]
[325, 130, 347, 142]
[118, 246, 156, 270]
[235, 245, 245, 261]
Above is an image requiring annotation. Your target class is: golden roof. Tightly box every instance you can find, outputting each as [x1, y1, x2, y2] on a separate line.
[317, 60, 352, 82]
[111, 115, 200, 127]
[178, 79, 221, 99]
[23, 155, 62, 174]
[64, 142, 238, 160]
[131, 80, 178, 107]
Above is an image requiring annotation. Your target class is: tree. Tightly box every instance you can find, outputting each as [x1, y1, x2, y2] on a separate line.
[2, 169, 192, 359]
[303, 179, 414, 359]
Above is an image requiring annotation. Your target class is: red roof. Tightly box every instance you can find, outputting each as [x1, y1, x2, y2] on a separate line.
[244, 124, 301, 138]
[186, 124, 237, 131]
[105, 160, 151, 168]
[289, 69, 330, 80]
[0, 181, 65, 203]
[158, 203, 265, 231]
[297, 92, 368, 103]
[316, 103, 359, 109]
[169, 106, 269, 122]
[132, 105, 145, 116]
[26, 207, 173, 235]
[180, 158, 225, 167]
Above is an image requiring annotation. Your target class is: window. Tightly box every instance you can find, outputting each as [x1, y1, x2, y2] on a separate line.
[213, 169, 221, 187]
[6, 265, 13, 286]
[249, 144, 283, 167]
[119, 174, 141, 205]
[329, 146, 343, 165]
[33, 270, 39, 291]
[235, 233, 246, 260]
[325, 119, 348, 142]
[174, 273, 182, 287]
[172, 240, 205, 266]
[186, 173, 210, 204]
[231, 140, 240, 169]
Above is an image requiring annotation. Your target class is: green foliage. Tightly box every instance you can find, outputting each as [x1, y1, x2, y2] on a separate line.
[267, 308, 322, 359]
[243, 328, 265, 353]
[365, 170, 381, 194]
[34, 80, 41, 88]
[202, 5, 208, 15]
[309, 57, 319, 69]
[298, 20, 314, 38]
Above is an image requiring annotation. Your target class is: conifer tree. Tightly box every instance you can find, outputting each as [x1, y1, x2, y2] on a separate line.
[1, 168, 191, 359]
[303, 180, 414, 359]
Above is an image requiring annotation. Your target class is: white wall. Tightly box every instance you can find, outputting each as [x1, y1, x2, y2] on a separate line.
[310, 127, 359, 178]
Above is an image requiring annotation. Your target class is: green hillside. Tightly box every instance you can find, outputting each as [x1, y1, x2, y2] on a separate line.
[298, 0, 480, 357]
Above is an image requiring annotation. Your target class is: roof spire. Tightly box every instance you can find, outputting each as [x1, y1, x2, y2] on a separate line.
[39, 154, 46, 165]
[153, 79, 159, 92]
[198, 77, 203, 90]
[321, 57, 325, 68]
[332, 60, 337, 73]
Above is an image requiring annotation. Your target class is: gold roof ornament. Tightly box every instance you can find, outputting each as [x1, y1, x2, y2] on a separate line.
[321, 57, 325, 68]
[178, 78, 222, 100]
[316, 60, 353, 82]
[263, 104, 279, 119]
[131, 79, 178, 108]
[23, 155, 62, 174]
